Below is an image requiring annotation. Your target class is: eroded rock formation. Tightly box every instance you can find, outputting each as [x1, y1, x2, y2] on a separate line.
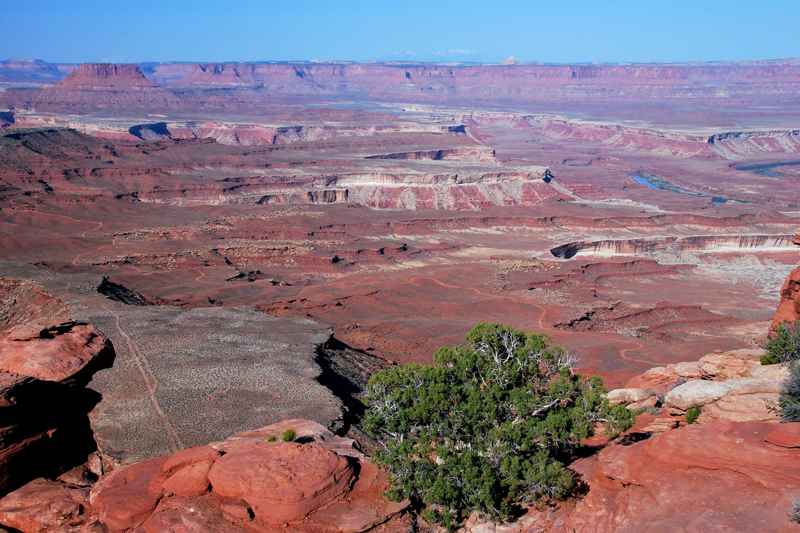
[0, 420, 408, 532]
[563, 420, 800, 532]
[0, 278, 114, 494]
[621, 348, 789, 422]
[772, 231, 800, 330]
[551, 234, 796, 259]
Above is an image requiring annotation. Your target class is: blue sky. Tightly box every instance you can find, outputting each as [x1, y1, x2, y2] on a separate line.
[3, 1, 799, 64]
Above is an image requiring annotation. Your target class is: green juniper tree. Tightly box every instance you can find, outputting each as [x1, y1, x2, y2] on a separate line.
[762, 322, 800, 365]
[780, 360, 800, 422]
[363, 323, 633, 528]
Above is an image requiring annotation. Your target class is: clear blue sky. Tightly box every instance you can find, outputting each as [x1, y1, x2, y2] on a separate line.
[3, 0, 799, 64]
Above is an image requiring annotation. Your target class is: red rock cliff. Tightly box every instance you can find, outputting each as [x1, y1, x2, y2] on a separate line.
[0, 278, 114, 495]
[772, 231, 800, 330]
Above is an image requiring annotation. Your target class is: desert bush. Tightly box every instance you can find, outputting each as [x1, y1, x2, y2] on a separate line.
[363, 323, 633, 529]
[282, 429, 297, 442]
[780, 361, 800, 422]
[762, 322, 800, 365]
[791, 499, 800, 524]
[685, 406, 701, 424]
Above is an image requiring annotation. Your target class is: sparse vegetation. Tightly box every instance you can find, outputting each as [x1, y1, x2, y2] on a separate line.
[685, 406, 701, 424]
[780, 361, 800, 422]
[363, 323, 633, 529]
[791, 499, 800, 524]
[281, 429, 297, 442]
[267, 435, 277, 442]
[762, 322, 800, 365]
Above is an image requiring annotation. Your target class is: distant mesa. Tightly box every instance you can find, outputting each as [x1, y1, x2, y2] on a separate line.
[58, 63, 157, 90]
[5, 59, 800, 113]
[28, 62, 180, 111]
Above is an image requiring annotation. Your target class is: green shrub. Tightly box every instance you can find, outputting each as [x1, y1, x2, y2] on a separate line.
[685, 406, 701, 424]
[761, 353, 779, 365]
[780, 361, 800, 422]
[281, 429, 297, 442]
[363, 323, 633, 528]
[763, 322, 800, 365]
[267, 435, 277, 442]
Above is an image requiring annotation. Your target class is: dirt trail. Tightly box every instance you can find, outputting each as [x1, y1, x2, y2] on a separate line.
[106, 306, 184, 452]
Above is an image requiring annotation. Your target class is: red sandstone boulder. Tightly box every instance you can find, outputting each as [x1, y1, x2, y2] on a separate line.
[208, 442, 354, 526]
[72, 419, 407, 531]
[89, 456, 168, 530]
[0, 322, 111, 384]
[0, 478, 90, 532]
[564, 421, 800, 532]
[616, 347, 786, 423]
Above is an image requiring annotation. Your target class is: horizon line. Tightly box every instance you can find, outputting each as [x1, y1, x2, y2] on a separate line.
[4, 57, 800, 67]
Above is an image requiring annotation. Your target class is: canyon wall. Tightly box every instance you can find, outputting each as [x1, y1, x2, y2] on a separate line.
[471, 114, 800, 160]
[127, 120, 457, 146]
[5, 60, 800, 111]
[551, 234, 797, 259]
[145, 61, 800, 101]
[709, 129, 800, 159]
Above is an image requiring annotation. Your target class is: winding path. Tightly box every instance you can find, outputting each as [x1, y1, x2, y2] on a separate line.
[105, 305, 184, 452]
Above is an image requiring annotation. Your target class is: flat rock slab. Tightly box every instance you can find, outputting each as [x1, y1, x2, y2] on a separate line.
[0, 262, 342, 464]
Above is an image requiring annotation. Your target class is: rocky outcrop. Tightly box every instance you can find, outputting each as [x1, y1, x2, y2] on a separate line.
[521, 115, 714, 159]
[126, 120, 459, 146]
[0, 419, 408, 532]
[555, 302, 727, 338]
[709, 129, 800, 159]
[619, 348, 787, 423]
[338, 170, 557, 210]
[0, 477, 91, 532]
[551, 234, 796, 259]
[772, 231, 800, 330]
[0, 278, 114, 495]
[774, 266, 800, 329]
[96, 276, 154, 306]
[664, 370, 786, 419]
[365, 146, 496, 163]
[509, 115, 800, 161]
[626, 348, 766, 391]
[124, 168, 557, 211]
[563, 420, 800, 532]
